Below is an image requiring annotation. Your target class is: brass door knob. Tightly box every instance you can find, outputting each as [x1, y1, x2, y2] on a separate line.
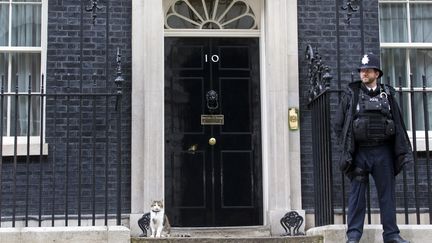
[208, 137, 216, 146]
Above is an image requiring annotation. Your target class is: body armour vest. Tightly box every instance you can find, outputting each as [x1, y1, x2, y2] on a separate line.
[352, 87, 395, 144]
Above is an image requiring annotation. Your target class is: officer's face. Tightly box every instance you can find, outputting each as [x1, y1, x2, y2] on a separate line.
[360, 68, 379, 85]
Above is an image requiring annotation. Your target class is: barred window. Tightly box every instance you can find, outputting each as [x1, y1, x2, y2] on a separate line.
[0, 0, 46, 140]
[379, 0, 432, 148]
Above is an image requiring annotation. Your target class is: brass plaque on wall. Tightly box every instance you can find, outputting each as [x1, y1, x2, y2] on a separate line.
[201, 115, 224, 125]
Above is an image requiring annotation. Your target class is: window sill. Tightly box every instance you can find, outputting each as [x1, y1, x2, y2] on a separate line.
[2, 143, 49, 157]
[408, 132, 432, 152]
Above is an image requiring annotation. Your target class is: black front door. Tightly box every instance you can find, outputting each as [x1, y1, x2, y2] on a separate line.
[164, 38, 262, 227]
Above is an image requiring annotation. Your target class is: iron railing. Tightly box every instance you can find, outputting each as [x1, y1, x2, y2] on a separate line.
[308, 48, 432, 226]
[0, 52, 124, 227]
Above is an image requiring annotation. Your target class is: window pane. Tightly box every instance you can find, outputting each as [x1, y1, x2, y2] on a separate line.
[409, 49, 432, 87]
[188, 0, 208, 20]
[0, 54, 7, 136]
[410, 92, 431, 131]
[219, 1, 255, 29]
[0, 4, 9, 46]
[223, 15, 255, 29]
[381, 48, 408, 87]
[11, 53, 41, 92]
[10, 96, 40, 136]
[0, 53, 8, 90]
[1, 98, 6, 136]
[395, 92, 411, 131]
[409, 49, 432, 131]
[12, 4, 41, 47]
[427, 95, 432, 131]
[410, 4, 432, 42]
[379, 3, 408, 42]
[13, 0, 41, 2]
[170, 1, 201, 28]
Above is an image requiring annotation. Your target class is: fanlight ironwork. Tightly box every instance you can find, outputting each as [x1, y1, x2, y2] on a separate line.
[165, 0, 257, 29]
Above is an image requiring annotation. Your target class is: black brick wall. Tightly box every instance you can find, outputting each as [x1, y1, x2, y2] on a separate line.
[298, 0, 431, 216]
[298, 0, 380, 210]
[0, 0, 132, 217]
[46, 0, 132, 215]
[2, 0, 427, 223]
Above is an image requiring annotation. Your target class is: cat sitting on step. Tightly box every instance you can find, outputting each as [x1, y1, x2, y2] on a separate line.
[149, 200, 171, 237]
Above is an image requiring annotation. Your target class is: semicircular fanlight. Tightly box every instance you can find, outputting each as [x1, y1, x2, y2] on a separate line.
[165, 0, 257, 30]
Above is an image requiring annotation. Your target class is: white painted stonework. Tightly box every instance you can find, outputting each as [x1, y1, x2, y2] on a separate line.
[130, 0, 301, 236]
[307, 224, 431, 243]
[0, 226, 130, 243]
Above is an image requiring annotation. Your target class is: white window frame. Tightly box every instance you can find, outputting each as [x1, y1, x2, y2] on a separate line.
[0, 0, 48, 155]
[379, 0, 432, 151]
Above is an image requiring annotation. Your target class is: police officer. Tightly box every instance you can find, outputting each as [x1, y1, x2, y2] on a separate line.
[334, 53, 413, 243]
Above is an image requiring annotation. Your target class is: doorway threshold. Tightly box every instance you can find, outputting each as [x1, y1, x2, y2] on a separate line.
[170, 225, 270, 238]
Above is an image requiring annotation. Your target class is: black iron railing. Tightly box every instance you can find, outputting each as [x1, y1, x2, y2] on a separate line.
[0, 52, 123, 227]
[308, 49, 432, 226]
[306, 45, 335, 226]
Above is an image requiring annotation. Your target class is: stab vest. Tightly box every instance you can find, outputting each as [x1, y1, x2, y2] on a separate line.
[352, 86, 395, 144]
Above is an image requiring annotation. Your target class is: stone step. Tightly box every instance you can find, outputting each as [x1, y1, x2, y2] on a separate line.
[132, 226, 322, 243]
[131, 236, 323, 243]
[170, 226, 272, 238]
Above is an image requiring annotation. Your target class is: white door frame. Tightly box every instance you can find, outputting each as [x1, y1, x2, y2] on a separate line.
[130, 0, 302, 236]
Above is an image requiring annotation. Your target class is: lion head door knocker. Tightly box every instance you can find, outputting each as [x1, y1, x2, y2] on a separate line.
[206, 90, 219, 113]
[201, 90, 224, 125]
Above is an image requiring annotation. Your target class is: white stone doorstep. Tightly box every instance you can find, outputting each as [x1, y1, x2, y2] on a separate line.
[0, 226, 130, 243]
[306, 224, 432, 243]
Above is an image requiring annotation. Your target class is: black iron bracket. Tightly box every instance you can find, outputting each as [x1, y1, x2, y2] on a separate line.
[115, 47, 124, 111]
[280, 211, 305, 236]
[138, 212, 150, 237]
[85, 0, 103, 25]
[306, 44, 332, 102]
[341, 0, 360, 25]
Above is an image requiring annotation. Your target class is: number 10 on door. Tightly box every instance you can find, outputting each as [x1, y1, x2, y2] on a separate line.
[205, 54, 220, 63]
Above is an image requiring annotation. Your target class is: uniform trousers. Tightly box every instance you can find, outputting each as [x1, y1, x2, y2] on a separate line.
[347, 143, 400, 242]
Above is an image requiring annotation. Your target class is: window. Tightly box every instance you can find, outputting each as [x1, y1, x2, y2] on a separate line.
[379, 0, 432, 149]
[0, 0, 46, 143]
[163, 0, 262, 36]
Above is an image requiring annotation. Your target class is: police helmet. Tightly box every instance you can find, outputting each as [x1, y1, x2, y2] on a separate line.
[357, 53, 383, 78]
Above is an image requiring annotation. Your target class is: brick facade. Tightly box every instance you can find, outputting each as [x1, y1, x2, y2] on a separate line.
[298, 0, 380, 210]
[298, 0, 431, 215]
[0, 0, 133, 216]
[1, 0, 429, 222]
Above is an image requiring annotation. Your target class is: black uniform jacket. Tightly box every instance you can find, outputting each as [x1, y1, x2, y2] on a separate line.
[333, 80, 413, 178]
